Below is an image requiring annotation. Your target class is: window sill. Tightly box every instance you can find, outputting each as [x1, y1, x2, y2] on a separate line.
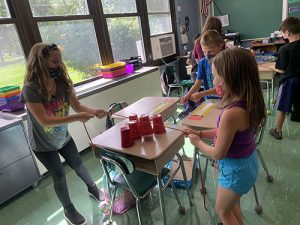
[2, 66, 159, 120]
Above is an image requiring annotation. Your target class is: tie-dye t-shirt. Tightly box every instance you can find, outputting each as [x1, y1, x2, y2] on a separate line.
[21, 82, 71, 152]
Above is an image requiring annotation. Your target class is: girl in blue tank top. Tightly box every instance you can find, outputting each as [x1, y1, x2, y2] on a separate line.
[183, 47, 266, 225]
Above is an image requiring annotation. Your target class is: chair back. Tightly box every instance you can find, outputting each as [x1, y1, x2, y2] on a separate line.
[106, 102, 128, 129]
[99, 148, 140, 197]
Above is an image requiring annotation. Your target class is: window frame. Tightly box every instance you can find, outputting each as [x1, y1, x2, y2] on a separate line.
[2, 0, 177, 86]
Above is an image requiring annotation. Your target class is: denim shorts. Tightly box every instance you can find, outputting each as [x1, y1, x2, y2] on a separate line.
[217, 151, 259, 195]
[275, 76, 300, 113]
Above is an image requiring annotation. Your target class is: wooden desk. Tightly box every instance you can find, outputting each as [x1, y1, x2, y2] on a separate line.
[180, 101, 220, 130]
[258, 62, 276, 114]
[92, 120, 192, 225]
[112, 96, 179, 121]
[251, 40, 285, 52]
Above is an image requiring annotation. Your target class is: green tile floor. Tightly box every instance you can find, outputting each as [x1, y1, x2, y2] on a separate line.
[1, 98, 300, 225]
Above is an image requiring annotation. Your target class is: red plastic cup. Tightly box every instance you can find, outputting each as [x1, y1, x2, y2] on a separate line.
[129, 113, 140, 130]
[139, 114, 153, 136]
[128, 120, 141, 140]
[120, 126, 134, 148]
[153, 114, 166, 134]
[129, 113, 139, 122]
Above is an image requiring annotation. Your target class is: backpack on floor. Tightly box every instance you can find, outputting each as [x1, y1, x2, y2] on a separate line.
[101, 170, 136, 214]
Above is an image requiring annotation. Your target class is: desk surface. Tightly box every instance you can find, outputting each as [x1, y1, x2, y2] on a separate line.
[258, 62, 275, 72]
[112, 96, 180, 120]
[180, 101, 220, 130]
[92, 120, 184, 175]
[92, 120, 183, 160]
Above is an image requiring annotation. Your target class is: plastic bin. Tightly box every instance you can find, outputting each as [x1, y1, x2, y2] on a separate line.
[0, 95, 24, 112]
[99, 62, 126, 72]
[101, 67, 127, 79]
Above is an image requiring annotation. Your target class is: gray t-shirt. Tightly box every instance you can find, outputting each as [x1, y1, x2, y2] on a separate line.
[21, 82, 71, 152]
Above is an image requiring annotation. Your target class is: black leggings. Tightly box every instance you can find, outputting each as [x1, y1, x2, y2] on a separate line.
[34, 138, 94, 207]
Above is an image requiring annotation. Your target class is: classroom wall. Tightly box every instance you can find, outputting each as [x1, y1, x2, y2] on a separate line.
[174, 0, 200, 54]
[213, 0, 283, 40]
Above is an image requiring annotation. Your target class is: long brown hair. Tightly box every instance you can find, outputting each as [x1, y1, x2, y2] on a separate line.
[24, 43, 73, 100]
[213, 47, 266, 130]
[202, 16, 222, 35]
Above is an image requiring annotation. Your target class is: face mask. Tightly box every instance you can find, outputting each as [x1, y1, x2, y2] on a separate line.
[48, 68, 61, 79]
[206, 54, 215, 65]
[215, 82, 224, 97]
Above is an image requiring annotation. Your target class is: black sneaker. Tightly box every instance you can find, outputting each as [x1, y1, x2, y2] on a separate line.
[88, 184, 104, 202]
[64, 204, 86, 225]
[269, 128, 282, 140]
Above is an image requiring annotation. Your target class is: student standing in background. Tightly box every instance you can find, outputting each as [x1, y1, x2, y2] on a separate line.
[270, 17, 300, 139]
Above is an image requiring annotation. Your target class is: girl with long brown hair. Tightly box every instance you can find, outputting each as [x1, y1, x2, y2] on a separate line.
[21, 43, 107, 225]
[184, 47, 266, 225]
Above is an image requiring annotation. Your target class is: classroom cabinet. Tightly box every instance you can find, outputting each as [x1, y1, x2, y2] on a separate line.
[0, 114, 40, 204]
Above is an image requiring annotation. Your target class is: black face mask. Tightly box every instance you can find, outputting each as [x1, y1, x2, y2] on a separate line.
[48, 68, 61, 79]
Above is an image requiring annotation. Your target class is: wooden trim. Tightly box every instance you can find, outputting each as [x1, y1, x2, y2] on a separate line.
[88, 0, 113, 64]
[34, 15, 92, 22]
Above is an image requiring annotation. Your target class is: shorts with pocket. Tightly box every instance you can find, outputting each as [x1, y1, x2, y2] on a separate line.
[217, 151, 258, 195]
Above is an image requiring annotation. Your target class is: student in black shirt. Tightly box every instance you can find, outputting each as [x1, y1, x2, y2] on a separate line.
[270, 17, 300, 139]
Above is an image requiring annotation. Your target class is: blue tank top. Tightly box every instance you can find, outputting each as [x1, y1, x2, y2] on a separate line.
[214, 101, 256, 158]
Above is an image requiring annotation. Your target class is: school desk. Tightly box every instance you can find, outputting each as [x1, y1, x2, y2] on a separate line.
[179, 101, 219, 196]
[112, 96, 180, 121]
[258, 62, 276, 115]
[91, 120, 193, 225]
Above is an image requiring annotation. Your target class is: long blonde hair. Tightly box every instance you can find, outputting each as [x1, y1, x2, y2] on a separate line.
[24, 43, 73, 100]
[213, 47, 266, 130]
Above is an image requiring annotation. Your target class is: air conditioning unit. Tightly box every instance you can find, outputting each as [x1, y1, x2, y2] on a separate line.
[150, 33, 176, 60]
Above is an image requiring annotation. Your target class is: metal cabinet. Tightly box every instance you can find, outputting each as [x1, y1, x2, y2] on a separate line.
[0, 114, 40, 204]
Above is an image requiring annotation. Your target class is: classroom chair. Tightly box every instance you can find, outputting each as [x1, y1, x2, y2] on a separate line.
[161, 65, 193, 97]
[106, 102, 129, 129]
[192, 122, 272, 214]
[98, 148, 186, 225]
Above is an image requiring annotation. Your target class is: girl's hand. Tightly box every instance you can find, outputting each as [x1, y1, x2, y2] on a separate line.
[191, 92, 203, 102]
[93, 109, 108, 119]
[188, 134, 201, 147]
[77, 112, 94, 123]
[180, 94, 191, 104]
[182, 128, 199, 137]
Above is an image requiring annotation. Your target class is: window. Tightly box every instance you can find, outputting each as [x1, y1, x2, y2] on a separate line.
[29, 0, 101, 83]
[0, 1, 26, 87]
[38, 20, 101, 83]
[102, 0, 137, 14]
[0, 0, 10, 18]
[0, 0, 175, 87]
[146, 0, 172, 36]
[107, 17, 144, 61]
[101, 0, 145, 61]
[28, 0, 89, 16]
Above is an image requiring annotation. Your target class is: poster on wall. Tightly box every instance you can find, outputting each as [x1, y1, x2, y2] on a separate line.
[216, 15, 229, 27]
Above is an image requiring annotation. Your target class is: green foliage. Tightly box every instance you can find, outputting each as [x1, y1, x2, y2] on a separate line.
[0, 62, 88, 86]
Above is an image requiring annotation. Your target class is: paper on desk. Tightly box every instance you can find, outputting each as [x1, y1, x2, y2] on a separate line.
[188, 102, 214, 120]
[147, 99, 174, 116]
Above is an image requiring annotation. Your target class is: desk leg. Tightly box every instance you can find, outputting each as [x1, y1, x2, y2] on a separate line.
[267, 81, 272, 115]
[191, 149, 198, 197]
[176, 153, 193, 207]
[157, 174, 167, 225]
[271, 78, 275, 104]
